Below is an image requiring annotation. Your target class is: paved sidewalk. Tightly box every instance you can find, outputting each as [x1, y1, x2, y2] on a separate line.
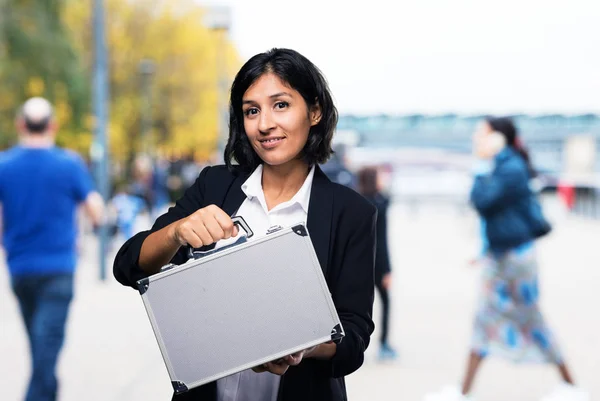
[1, 203, 598, 401]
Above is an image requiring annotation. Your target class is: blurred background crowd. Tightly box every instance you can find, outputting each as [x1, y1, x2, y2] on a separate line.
[0, 0, 599, 401]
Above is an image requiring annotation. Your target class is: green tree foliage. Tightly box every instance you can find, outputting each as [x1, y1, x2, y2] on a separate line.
[0, 0, 89, 151]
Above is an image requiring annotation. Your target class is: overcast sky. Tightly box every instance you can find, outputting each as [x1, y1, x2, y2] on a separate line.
[207, 0, 600, 115]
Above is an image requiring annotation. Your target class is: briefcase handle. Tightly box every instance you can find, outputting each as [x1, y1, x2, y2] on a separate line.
[187, 216, 253, 260]
[230, 215, 253, 239]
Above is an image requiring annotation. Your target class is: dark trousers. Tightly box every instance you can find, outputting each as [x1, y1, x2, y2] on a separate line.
[11, 273, 74, 401]
[375, 280, 390, 345]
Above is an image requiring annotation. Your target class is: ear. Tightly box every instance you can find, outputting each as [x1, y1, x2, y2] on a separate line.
[309, 101, 322, 127]
[15, 118, 26, 134]
[48, 119, 59, 135]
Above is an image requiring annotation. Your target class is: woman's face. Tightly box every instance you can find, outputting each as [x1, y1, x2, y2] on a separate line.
[242, 72, 321, 168]
[474, 121, 493, 138]
[473, 120, 506, 159]
[472, 120, 493, 150]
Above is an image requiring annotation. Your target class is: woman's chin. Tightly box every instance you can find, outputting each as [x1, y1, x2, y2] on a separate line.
[262, 158, 291, 167]
[261, 154, 304, 169]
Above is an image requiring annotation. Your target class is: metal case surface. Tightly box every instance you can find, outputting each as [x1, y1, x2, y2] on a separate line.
[138, 223, 343, 394]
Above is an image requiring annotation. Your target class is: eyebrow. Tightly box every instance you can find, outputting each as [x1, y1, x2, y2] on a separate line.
[242, 92, 293, 105]
[269, 92, 292, 99]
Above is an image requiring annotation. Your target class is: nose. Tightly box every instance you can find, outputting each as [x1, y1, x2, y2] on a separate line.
[258, 109, 276, 134]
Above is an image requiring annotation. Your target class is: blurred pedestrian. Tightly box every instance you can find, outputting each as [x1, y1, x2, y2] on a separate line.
[130, 153, 154, 213]
[151, 156, 171, 219]
[424, 117, 588, 401]
[358, 166, 398, 361]
[321, 143, 357, 190]
[0, 97, 104, 401]
[108, 182, 146, 243]
[180, 152, 202, 190]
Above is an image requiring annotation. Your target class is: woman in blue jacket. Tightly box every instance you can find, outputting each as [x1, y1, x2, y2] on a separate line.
[425, 117, 587, 401]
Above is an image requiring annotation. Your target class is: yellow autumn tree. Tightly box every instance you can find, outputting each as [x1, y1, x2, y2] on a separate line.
[63, 0, 239, 162]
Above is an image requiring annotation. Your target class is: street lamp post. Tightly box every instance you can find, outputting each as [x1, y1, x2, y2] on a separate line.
[92, 0, 110, 280]
[139, 59, 155, 156]
[203, 6, 231, 163]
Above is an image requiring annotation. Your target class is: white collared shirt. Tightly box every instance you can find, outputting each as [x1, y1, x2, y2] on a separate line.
[216, 163, 315, 401]
[214, 163, 315, 250]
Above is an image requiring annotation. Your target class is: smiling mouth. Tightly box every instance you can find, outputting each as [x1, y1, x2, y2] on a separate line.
[259, 137, 284, 143]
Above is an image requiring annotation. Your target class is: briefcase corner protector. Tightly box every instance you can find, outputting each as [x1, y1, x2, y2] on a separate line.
[291, 224, 308, 237]
[331, 323, 344, 344]
[137, 277, 150, 295]
[172, 380, 189, 394]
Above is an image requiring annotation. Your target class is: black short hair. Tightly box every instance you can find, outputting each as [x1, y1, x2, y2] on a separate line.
[486, 116, 536, 177]
[24, 116, 51, 134]
[224, 48, 338, 173]
[357, 166, 379, 197]
[486, 116, 517, 146]
[17, 103, 53, 134]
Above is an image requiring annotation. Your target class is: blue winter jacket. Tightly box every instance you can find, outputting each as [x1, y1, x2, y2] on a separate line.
[470, 148, 534, 252]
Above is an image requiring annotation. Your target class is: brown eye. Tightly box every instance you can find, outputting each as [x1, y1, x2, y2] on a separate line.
[244, 108, 259, 116]
[275, 101, 289, 109]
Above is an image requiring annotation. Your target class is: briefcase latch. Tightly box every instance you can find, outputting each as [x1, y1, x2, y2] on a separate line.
[266, 225, 283, 234]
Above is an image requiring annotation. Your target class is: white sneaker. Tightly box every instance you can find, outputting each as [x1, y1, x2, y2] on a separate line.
[422, 386, 473, 401]
[541, 382, 590, 401]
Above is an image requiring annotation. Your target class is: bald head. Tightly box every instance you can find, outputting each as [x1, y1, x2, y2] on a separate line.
[18, 97, 55, 135]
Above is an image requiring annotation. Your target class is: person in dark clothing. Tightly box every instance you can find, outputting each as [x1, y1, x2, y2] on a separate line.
[321, 144, 357, 191]
[357, 166, 398, 361]
[113, 48, 376, 401]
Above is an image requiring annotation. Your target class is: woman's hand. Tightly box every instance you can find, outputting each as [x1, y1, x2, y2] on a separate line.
[138, 204, 238, 273]
[251, 348, 315, 375]
[168, 204, 238, 248]
[381, 273, 392, 290]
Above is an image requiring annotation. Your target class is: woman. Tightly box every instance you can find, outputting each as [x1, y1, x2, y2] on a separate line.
[113, 48, 377, 401]
[424, 117, 587, 401]
[357, 166, 398, 361]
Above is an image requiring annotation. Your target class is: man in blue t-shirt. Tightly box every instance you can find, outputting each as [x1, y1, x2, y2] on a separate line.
[0, 97, 103, 401]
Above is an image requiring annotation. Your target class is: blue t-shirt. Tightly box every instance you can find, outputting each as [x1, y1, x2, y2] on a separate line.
[0, 146, 94, 277]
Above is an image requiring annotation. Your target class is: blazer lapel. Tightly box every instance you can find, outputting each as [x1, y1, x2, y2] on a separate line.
[307, 165, 333, 275]
[221, 170, 248, 216]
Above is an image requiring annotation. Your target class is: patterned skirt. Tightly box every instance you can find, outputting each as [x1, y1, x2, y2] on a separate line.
[471, 244, 563, 363]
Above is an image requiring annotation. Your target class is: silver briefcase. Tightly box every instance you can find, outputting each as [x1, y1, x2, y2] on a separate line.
[137, 217, 344, 395]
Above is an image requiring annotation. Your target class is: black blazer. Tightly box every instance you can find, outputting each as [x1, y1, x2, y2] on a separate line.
[113, 165, 377, 401]
[364, 194, 392, 283]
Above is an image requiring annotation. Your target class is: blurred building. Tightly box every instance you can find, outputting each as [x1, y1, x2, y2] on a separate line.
[337, 114, 600, 173]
